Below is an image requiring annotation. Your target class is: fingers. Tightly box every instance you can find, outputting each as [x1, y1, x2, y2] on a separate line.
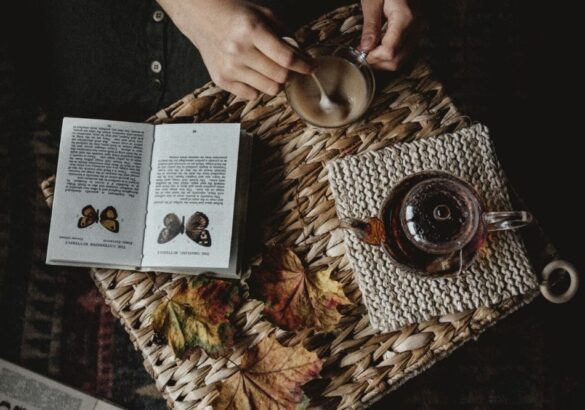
[223, 81, 259, 101]
[252, 26, 314, 74]
[217, 63, 282, 100]
[367, 0, 415, 71]
[368, 42, 412, 70]
[245, 48, 290, 85]
[381, 1, 414, 57]
[238, 66, 282, 96]
[213, 34, 294, 99]
[203, 7, 315, 99]
[215, 55, 283, 100]
[360, 0, 384, 51]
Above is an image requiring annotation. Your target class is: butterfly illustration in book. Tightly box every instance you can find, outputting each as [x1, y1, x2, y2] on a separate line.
[77, 205, 120, 233]
[157, 212, 211, 247]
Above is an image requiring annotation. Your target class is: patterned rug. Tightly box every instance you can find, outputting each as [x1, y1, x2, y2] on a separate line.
[0, 55, 165, 409]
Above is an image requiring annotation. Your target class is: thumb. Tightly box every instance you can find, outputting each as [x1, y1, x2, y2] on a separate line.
[360, 0, 383, 51]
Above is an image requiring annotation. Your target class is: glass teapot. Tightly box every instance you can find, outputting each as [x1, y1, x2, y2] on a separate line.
[340, 171, 533, 278]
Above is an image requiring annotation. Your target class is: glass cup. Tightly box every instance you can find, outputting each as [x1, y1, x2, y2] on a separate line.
[340, 171, 533, 278]
[285, 46, 375, 128]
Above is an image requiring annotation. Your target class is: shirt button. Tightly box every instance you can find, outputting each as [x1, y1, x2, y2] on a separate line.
[153, 79, 162, 90]
[153, 10, 165, 22]
[151, 61, 162, 74]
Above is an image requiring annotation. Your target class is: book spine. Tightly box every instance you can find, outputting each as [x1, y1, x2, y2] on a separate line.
[138, 130, 157, 268]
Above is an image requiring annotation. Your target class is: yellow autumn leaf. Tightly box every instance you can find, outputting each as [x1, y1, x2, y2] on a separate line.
[151, 276, 240, 358]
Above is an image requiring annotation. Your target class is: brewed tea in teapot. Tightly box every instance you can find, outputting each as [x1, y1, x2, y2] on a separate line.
[341, 171, 532, 277]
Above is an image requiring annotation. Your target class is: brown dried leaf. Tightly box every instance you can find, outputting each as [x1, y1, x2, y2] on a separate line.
[251, 247, 350, 331]
[215, 336, 322, 410]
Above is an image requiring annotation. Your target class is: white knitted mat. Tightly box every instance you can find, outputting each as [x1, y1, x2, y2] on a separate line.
[328, 124, 539, 332]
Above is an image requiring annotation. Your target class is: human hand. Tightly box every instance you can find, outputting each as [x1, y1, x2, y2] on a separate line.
[359, 0, 416, 70]
[158, 0, 314, 100]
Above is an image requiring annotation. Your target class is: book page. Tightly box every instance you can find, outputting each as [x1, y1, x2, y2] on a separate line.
[142, 123, 241, 269]
[0, 359, 123, 410]
[46, 118, 154, 267]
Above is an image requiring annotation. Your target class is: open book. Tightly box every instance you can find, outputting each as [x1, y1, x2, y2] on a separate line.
[46, 118, 252, 279]
[0, 359, 123, 410]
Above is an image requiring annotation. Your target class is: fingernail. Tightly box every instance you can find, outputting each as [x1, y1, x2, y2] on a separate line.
[360, 35, 375, 50]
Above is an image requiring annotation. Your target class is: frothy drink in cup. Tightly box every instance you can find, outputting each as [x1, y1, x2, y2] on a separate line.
[285, 48, 375, 128]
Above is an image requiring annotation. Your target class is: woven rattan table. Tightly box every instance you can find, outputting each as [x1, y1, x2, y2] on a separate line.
[41, 4, 539, 409]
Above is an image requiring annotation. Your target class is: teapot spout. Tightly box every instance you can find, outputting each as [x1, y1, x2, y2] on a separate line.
[339, 217, 386, 245]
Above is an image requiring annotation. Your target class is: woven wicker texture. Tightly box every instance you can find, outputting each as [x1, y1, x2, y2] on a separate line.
[328, 124, 538, 332]
[40, 4, 538, 409]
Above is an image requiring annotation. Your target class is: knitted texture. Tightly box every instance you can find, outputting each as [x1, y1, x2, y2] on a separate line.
[328, 124, 538, 332]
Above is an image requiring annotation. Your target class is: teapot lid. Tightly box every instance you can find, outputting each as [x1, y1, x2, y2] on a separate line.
[399, 176, 480, 255]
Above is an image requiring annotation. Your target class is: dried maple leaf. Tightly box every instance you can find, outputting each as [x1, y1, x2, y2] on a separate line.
[215, 336, 322, 410]
[151, 276, 240, 358]
[251, 247, 350, 331]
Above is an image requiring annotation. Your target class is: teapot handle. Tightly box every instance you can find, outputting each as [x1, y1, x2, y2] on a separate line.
[483, 211, 533, 231]
[339, 217, 386, 245]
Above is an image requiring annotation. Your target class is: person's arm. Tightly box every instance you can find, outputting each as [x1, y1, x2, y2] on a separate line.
[157, 0, 314, 100]
[360, 0, 416, 70]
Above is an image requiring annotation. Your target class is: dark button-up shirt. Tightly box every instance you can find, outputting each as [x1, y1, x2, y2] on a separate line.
[39, 0, 211, 126]
[5, 0, 336, 135]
